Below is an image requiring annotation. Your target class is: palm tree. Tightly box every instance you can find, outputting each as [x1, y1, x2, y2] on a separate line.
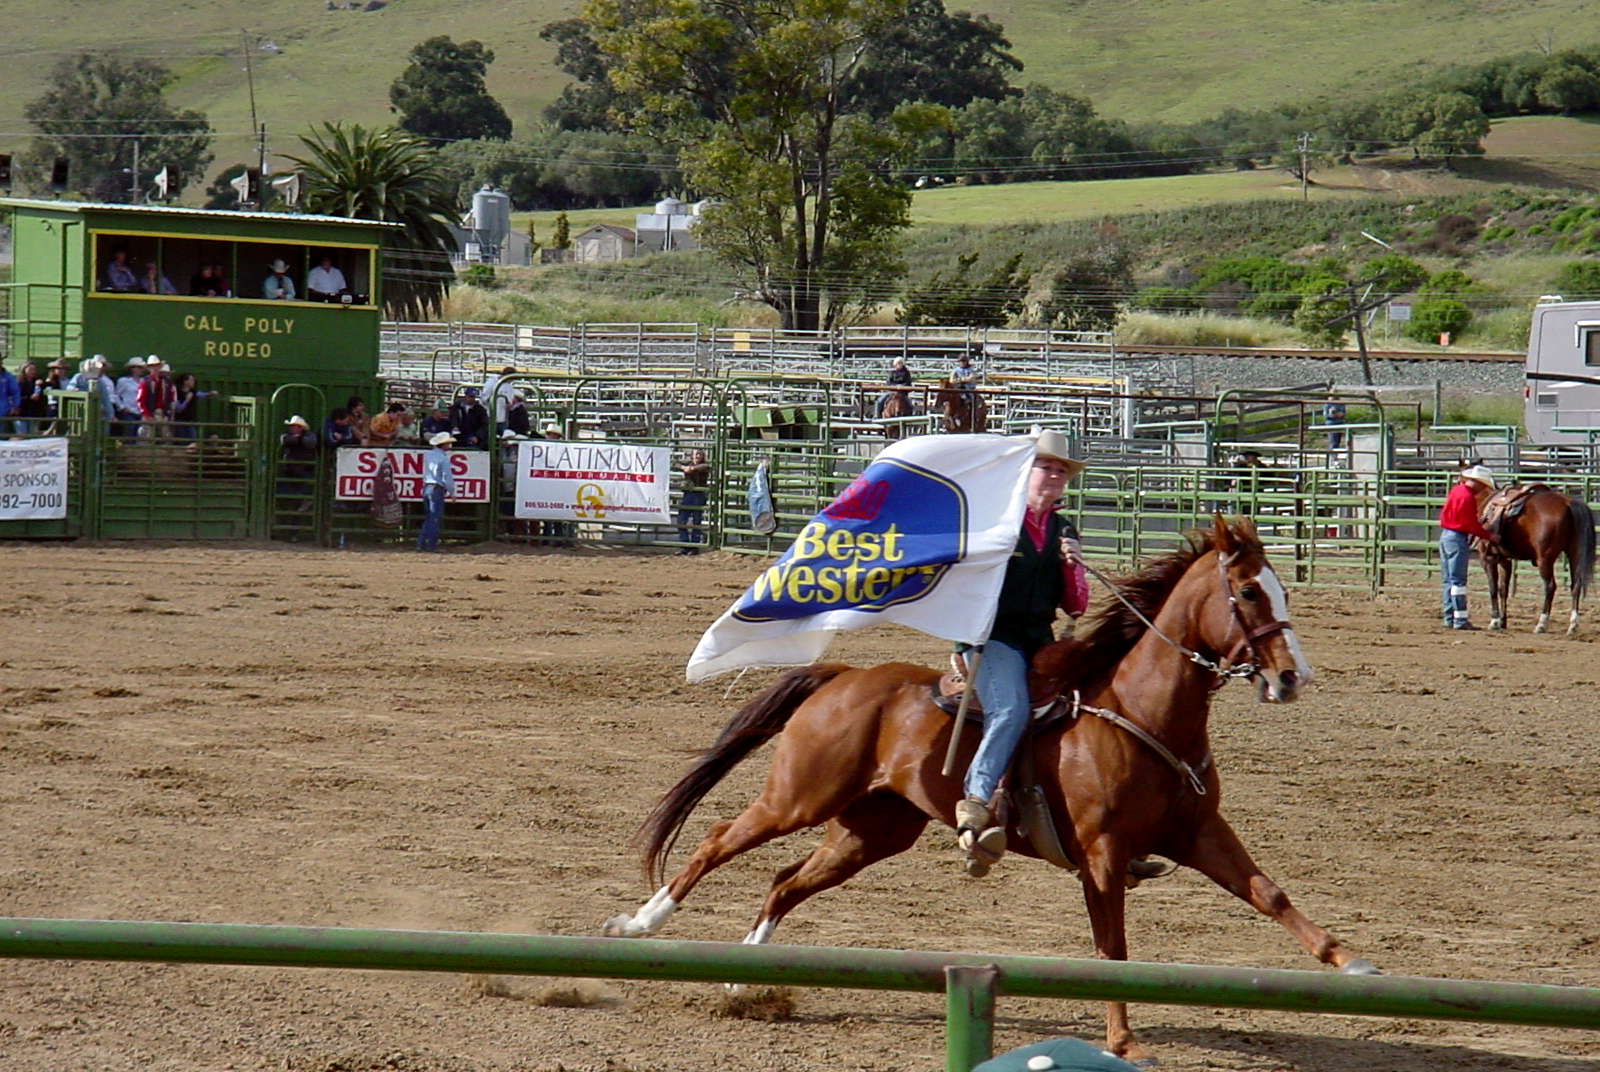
[287, 123, 460, 320]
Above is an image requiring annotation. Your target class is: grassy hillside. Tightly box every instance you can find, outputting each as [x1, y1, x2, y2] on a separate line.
[2, 0, 1599, 184]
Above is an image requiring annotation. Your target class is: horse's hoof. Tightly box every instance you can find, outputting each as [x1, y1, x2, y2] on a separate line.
[1340, 958, 1382, 976]
[602, 914, 633, 938]
[1130, 1058, 1161, 1068]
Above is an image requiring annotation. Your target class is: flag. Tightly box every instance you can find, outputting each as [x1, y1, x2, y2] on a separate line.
[687, 433, 1036, 683]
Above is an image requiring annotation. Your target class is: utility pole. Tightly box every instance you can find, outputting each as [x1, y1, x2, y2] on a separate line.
[1297, 132, 1311, 201]
[130, 138, 140, 204]
[1318, 273, 1392, 386]
[242, 30, 267, 206]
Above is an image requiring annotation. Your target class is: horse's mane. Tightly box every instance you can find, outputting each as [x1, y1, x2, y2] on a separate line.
[1030, 527, 1236, 698]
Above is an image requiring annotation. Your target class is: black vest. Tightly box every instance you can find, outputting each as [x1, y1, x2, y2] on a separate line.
[989, 511, 1076, 656]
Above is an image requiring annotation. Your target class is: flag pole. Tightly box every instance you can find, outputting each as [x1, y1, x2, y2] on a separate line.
[940, 647, 983, 777]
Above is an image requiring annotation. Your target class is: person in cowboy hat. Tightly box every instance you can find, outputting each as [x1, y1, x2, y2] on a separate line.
[263, 258, 296, 301]
[955, 426, 1089, 877]
[417, 431, 457, 552]
[1438, 464, 1499, 630]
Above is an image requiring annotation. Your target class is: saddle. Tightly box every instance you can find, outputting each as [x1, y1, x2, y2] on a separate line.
[1481, 484, 1547, 539]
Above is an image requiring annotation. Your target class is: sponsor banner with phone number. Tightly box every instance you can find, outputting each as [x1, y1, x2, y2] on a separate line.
[513, 440, 672, 522]
[0, 437, 69, 520]
[334, 448, 491, 503]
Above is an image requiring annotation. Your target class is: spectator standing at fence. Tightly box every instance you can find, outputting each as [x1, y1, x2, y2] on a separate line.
[171, 373, 216, 442]
[344, 396, 370, 444]
[279, 415, 320, 513]
[482, 366, 518, 432]
[1438, 464, 1499, 631]
[263, 259, 297, 301]
[675, 448, 712, 555]
[137, 357, 178, 438]
[0, 355, 19, 436]
[505, 392, 532, 437]
[450, 387, 490, 448]
[875, 356, 914, 418]
[40, 359, 71, 432]
[419, 401, 452, 441]
[66, 356, 116, 426]
[1323, 400, 1347, 451]
[323, 407, 359, 450]
[113, 357, 147, 440]
[417, 431, 456, 552]
[15, 361, 45, 435]
[366, 402, 410, 447]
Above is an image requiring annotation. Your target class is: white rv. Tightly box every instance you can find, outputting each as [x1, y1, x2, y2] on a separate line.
[1525, 297, 1600, 444]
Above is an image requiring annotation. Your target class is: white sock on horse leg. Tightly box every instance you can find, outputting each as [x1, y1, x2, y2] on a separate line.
[614, 885, 678, 937]
[741, 919, 778, 946]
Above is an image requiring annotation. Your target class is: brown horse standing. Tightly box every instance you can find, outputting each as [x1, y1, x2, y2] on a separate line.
[934, 378, 988, 433]
[878, 387, 914, 439]
[1483, 484, 1597, 634]
[604, 517, 1375, 1063]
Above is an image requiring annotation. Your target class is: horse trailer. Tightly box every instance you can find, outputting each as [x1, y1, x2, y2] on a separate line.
[1525, 297, 1600, 445]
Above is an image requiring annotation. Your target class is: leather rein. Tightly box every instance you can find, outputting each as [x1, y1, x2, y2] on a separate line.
[1061, 550, 1293, 796]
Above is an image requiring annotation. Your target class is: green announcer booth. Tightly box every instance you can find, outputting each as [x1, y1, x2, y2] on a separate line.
[1, 199, 398, 541]
[3, 198, 395, 400]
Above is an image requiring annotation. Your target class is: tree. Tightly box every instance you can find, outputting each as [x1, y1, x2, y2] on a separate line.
[586, 0, 920, 331]
[23, 53, 212, 201]
[286, 124, 461, 320]
[1552, 260, 1600, 300]
[539, 19, 627, 131]
[1292, 274, 1351, 349]
[900, 251, 1027, 326]
[844, 0, 1021, 119]
[1038, 231, 1135, 332]
[389, 36, 512, 143]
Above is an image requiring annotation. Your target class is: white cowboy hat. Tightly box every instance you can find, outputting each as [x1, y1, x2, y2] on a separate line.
[1029, 427, 1087, 478]
[284, 415, 310, 429]
[428, 431, 456, 447]
[125, 356, 146, 368]
[1461, 465, 1495, 487]
[269, 259, 289, 272]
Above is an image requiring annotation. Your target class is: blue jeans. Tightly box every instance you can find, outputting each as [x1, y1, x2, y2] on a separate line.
[418, 484, 446, 550]
[676, 489, 707, 546]
[964, 639, 1031, 804]
[1439, 528, 1471, 625]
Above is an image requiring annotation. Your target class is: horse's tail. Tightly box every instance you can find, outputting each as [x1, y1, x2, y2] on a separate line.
[1568, 497, 1597, 603]
[638, 663, 853, 885]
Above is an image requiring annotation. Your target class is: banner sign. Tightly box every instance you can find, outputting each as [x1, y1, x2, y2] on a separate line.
[513, 440, 671, 523]
[334, 448, 491, 503]
[0, 437, 69, 520]
[687, 433, 1034, 682]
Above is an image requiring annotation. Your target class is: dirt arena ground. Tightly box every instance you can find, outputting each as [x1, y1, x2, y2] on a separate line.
[2, 542, 1599, 1072]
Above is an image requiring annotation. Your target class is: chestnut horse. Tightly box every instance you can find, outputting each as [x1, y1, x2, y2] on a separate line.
[1483, 484, 1597, 634]
[934, 378, 987, 433]
[604, 517, 1376, 1063]
[878, 386, 914, 439]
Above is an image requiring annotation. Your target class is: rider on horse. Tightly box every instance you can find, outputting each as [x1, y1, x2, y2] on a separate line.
[955, 428, 1089, 875]
[874, 357, 914, 418]
[951, 353, 978, 404]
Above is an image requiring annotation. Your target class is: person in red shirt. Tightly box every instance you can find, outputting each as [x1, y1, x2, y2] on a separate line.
[1438, 465, 1499, 630]
[955, 427, 1089, 876]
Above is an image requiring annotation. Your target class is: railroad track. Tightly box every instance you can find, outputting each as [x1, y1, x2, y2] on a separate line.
[1090, 343, 1523, 364]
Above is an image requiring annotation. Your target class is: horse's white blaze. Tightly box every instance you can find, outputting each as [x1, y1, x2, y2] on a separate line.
[742, 919, 778, 946]
[1256, 567, 1313, 685]
[617, 885, 678, 937]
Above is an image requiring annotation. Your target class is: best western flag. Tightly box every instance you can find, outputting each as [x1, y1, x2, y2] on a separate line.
[687, 433, 1036, 682]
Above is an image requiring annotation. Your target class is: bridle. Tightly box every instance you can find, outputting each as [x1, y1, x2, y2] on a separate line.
[1077, 550, 1292, 688]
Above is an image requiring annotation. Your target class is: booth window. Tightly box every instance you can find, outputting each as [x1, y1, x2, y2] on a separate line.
[91, 232, 374, 305]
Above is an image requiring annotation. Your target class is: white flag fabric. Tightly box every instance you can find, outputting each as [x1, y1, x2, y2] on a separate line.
[686, 433, 1036, 682]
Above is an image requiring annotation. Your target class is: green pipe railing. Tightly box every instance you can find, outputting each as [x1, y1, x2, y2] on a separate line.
[3, 917, 1600, 1071]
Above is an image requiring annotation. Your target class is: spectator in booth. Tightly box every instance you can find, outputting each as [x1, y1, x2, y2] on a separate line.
[875, 356, 914, 418]
[366, 402, 411, 447]
[15, 361, 45, 435]
[190, 264, 226, 297]
[504, 391, 532, 438]
[0, 355, 19, 436]
[113, 357, 147, 440]
[307, 254, 349, 301]
[171, 373, 216, 442]
[101, 247, 142, 293]
[419, 401, 452, 441]
[211, 263, 232, 297]
[279, 415, 320, 512]
[66, 356, 116, 426]
[675, 448, 712, 555]
[345, 396, 370, 444]
[142, 261, 178, 296]
[137, 357, 178, 438]
[449, 387, 490, 449]
[263, 259, 297, 301]
[323, 407, 360, 450]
